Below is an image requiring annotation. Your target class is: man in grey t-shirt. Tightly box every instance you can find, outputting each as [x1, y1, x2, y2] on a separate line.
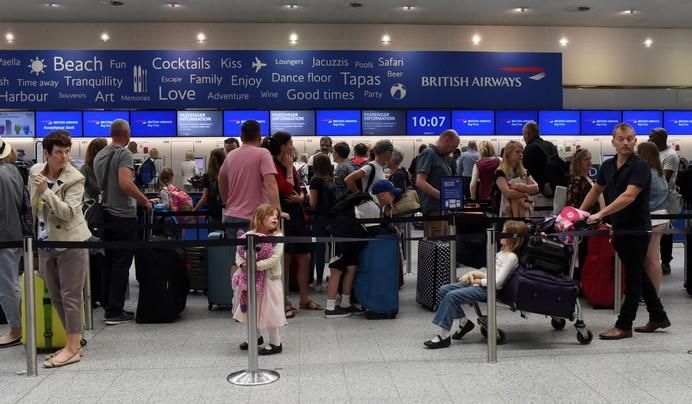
[93, 119, 152, 325]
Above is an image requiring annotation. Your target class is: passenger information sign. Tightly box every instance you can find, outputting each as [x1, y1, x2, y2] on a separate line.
[0, 50, 562, 109]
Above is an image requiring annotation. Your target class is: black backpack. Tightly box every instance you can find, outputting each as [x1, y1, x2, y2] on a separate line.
[330, 192, 374, 218]
[539, 142, 569, 197]
[677, 165, 692, 206]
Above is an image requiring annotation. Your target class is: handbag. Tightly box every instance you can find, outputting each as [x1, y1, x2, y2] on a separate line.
[668, 186, 683, 215]
[17, 185, 34, 238]
[392, 189, 420, 216]
[85, 151, 116, 237]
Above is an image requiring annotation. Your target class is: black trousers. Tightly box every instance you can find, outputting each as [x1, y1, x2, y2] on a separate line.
[660, 234, 673, 266]
[613, 235, 667, 330]
[103, 212, 137, 318]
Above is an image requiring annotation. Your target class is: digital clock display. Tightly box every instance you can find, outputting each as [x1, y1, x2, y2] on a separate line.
[406, 110, 451, 135]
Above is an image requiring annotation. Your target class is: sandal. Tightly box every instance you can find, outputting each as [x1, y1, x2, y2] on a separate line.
[285, 303, 297, 319]
[299, 300, 323, 311]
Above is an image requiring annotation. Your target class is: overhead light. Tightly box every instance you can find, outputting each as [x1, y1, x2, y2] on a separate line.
[284, 3, 300, 9]
[643, 38, 653, 47]
[471, 34, 481, 45]
[381, 34, 391, 45]
[289, 32, 298, 44]
[513, 7, 530, 13]
[167, 2, 180, 7]
[196, 32, 206, 43]
[402, 5, 415, 11]
[559, 37, 569, 47]
[5, 32, 15, 44]
[100, 32, 110, 42]
[621, 9, 638, 15]
[46, 2, 60, 7]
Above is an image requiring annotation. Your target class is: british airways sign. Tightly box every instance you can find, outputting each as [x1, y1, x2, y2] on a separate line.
[0, 50, 562, 109]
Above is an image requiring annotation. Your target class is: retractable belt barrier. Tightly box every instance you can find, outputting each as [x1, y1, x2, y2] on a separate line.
[16, 210, 692, 377]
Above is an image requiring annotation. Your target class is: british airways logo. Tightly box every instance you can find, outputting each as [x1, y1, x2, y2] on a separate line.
[420, 66, 547, 88]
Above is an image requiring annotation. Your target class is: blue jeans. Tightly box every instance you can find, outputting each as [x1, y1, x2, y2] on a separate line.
[222, 216, 250, 267]
[432, 283, 488, 331]
[0, 247, 22, 328]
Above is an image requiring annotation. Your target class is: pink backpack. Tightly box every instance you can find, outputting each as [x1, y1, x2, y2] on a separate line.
[165, 185, 193, 213]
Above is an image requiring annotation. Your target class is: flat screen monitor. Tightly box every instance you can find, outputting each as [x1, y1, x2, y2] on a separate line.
[580, 110, 622, 135]
[223, 110, 270, 137]
[316, 110, 361, 136]
[451, 110, 494, 135]
[36, 111, 83, 137]
[664, 111, 692, 135]
[83, 111, 130, 137]
[406, 110, 451, 135]
[0, 111, 35, 137]
[495, 110, 537, 135]
[270, 110, 315, 136]
[130, 111, 176, 137]
[177, 110, 222, 137]
[361, 110, 406, 136]
[622, 110, 663, 134]
[194, 156, 205, 173]
[539, 111, 580, 135]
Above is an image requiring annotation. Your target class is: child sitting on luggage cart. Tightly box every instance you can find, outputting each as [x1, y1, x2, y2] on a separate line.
[424, 220, 528, 349]
[233, 204, 286, 355]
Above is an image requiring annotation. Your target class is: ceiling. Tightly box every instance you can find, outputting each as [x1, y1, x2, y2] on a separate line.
[3, 0, 692, 28]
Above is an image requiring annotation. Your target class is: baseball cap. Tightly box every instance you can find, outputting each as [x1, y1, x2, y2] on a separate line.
[371, 180, 402, 198]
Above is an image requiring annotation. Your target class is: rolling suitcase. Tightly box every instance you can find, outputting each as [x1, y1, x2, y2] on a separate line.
[500, 266, 578, 319]
[416, 240, 451, 311]
[21, 272, 68, 349]
[184, 247, 207, 293]
[134, 211, 188, 323]
[207, 231, 234, 310]
[581, 227, 625, 308]
[354, 234, 400, 319]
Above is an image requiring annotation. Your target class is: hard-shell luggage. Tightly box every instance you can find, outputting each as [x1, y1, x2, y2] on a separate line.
[21, 272, 68, 349]
[134, 245, 189, 323]
[687, 232, 692, 296]
[354, 234, 400, 319]
[581, 227, 624, 308]
[207, 231, 234, 310]
[184, 247, 207, 293]
[520, 235, 571, 275]
[500, 266, 578, 319]
[416, 240, 451, 311]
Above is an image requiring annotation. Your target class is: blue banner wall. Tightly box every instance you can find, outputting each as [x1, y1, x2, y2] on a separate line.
[0, 50, 562, 109]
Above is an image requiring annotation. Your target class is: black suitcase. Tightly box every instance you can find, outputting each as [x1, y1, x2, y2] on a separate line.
[135, 246, 189, 323]
[184, 247, 207, 293]
[520, 235, 571, 275]
[416, 240, 451, 311]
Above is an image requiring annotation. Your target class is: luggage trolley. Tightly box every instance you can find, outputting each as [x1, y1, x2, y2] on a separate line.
[471, 222, 593, 345]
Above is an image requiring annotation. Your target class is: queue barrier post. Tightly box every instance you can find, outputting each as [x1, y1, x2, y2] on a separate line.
[486, 227, 497, 364]
[405, 221, 413, 275]
[684, 215, 688, 286]
[613, 251, 623, 315]
[23, 237, 38, 377]
[448, 215, 457, 284]
[227, 234, 280, 386]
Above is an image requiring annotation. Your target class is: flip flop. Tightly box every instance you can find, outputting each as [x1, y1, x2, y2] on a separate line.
[0, 337, 21, 348]
[285, 303, 297, 319]
[299, 300, 323, 311]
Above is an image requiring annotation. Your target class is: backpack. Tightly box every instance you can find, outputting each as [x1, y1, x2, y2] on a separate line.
[136, 158, 156, 187]
[490, 181, 502, 215]
[677, 165, 692, 206]
[539, 142, 569, 197]
[359, 163, 377, 193]
[165, 185, 193, 213]
[330, 192, 374, 218]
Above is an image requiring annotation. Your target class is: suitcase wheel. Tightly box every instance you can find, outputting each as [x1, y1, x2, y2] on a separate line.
[577, 329, 593, 345]
[551, 318, 567, 330]
[80, 339, 87, 347]
[480, 327, 506, 345]
[208, 303, 213, 311]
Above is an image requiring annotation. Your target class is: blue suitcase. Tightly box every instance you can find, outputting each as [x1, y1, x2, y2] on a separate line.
[207, 231, 234, 310]
[354, 234, 400, 319]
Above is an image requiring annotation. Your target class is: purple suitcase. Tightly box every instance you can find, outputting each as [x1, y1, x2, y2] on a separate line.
[499, 266, 578, 319]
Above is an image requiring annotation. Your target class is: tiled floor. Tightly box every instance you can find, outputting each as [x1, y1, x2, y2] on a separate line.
[2, 244, 692, 403]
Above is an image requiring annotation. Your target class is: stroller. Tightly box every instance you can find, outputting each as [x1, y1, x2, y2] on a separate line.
[471, 209, 594, 345]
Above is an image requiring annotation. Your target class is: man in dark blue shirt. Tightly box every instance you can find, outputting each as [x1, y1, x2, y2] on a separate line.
[581, 123, 670, 340]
